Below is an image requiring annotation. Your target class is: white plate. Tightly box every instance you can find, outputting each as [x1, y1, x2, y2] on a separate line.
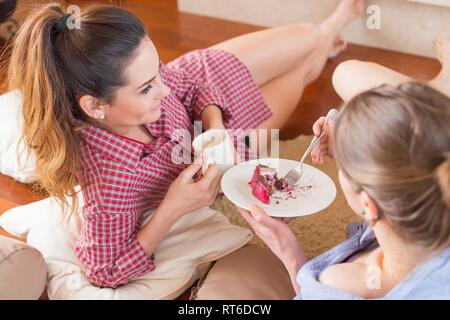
[221, 158, 337, 217]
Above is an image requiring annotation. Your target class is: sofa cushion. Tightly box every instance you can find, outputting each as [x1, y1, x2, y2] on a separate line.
[0, 189, 252, 299]
[194, 245, 295, 300]
[0, 91, 36, 183]
[0, 235, 47, 299]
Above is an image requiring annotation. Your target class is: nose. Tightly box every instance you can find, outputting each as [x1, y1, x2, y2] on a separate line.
[157, 78, 171, 98]
[162, 83, 171, 97]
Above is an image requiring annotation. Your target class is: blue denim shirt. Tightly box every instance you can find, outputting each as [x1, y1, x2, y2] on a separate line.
[295, 222, 450, 300]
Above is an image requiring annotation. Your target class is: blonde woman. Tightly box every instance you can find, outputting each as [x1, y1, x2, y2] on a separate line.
[5, 1, 364, 290]
[236, 81, 450, 299]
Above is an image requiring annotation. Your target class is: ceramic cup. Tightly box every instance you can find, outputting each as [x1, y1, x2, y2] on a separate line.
[192, 129, 235, 174]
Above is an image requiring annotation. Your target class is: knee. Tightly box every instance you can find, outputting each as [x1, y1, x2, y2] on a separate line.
[332, 60, 371, 101]
[333, 60, 368, 85]
[194, 245, 295, 300]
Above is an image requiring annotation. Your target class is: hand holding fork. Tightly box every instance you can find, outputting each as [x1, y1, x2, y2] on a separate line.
[310, 109, 339, 165]
[283, 108, 339, 186]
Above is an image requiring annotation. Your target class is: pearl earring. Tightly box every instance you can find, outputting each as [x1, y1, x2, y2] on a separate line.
[93, 109, 105, 120]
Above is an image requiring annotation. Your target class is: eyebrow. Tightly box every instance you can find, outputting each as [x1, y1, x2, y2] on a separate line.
[135, 59, 162, 91]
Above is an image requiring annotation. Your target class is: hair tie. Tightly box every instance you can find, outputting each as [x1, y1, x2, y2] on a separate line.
[51, 14, 71, 39]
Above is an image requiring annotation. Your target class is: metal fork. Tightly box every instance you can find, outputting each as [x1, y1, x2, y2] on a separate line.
[283, 108, 339, 186]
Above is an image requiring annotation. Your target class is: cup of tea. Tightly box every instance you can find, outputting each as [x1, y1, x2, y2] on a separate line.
[192, 129, 235, 174]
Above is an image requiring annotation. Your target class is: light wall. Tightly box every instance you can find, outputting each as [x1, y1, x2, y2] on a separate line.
[178, 0, 450, 58]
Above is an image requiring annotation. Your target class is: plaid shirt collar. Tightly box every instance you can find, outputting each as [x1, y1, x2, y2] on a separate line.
[78, 103, 189, 171]
[79, 121, 176, 172]
[80, 125, 144, 171]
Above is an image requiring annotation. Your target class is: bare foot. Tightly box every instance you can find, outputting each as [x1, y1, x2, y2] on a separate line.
[303, 1, 365, 83]
[319, 0, 365, 59]
[429, 37, 450, 96]
[328, 35, 348, 58]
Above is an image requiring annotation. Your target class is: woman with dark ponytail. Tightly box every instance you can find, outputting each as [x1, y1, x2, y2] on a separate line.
[7, 1, 364, 289]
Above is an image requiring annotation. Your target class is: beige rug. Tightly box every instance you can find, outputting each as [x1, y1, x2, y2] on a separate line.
[211, 135, 362, 259]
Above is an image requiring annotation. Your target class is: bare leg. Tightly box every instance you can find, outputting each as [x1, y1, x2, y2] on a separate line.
[256, 36, 350, 129]
[211, 0, 365, 157]
[254, 0, 366, 131]
[208, 0, 365, 157]
[255, 37, 347, 130]
[251, 5, 363, 155]
[333, 37, 450, 102]
[332, 60, 412, 102]
[210, 23, 320, 87]
[211, 0, 365, 97]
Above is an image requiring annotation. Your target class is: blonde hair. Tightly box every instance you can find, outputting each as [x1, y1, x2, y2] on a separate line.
[334, 82, 450, 251]
[5, 3, 147, 216]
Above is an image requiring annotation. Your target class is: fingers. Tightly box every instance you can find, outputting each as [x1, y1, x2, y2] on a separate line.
[200, 164, 222, 186]
[212, 173, 222, 195]
[311, 120, 336, 164]
[311, 148, 320, 164]
[193, 171, 203, 182]
[237, 205, 271, 230]
[326, 118, 335, 130]
[237, 206, 259, 231]
[312, 117, 326, 136]
[277, 217, 294, 224]
[311, 136, 328, 159]
[249, 205, 278, 229]
[180, 162, 202, 183]
[237, 205, 279, 227]
[236, 206, 250, 217]
[318, 142, 329, 163]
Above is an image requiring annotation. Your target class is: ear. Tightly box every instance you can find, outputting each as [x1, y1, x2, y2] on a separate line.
[78, 95, 106, 120]
[360, 191, 379, 224]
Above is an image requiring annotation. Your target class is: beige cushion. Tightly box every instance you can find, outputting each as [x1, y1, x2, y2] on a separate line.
[0, 191, 252, 300]
[194, 245, 295, 300]
[0, 91, 37, 183]
[0, 235, 47, 299]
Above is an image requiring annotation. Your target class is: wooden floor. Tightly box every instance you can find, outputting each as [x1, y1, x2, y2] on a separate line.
[1, 0, 442, 139]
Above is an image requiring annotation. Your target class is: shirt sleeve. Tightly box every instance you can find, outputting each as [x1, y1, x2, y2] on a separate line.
[75, 207, 155, 289]
[75, 162, 155, 289]
[160, 63, 230, 122]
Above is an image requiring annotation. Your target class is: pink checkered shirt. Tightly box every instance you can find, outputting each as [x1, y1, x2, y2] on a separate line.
[75, 49, 272, 288]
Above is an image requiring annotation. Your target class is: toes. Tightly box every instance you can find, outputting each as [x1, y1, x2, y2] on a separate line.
[337, 38, 348, 51]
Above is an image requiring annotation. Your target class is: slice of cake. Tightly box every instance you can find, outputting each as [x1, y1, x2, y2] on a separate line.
[249, 165, 288, 204]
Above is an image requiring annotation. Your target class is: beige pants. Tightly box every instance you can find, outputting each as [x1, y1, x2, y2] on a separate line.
[192, 245, 296, 300]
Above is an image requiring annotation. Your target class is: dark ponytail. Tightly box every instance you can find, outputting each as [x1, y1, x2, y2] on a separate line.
[7, 3, 147, 216]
